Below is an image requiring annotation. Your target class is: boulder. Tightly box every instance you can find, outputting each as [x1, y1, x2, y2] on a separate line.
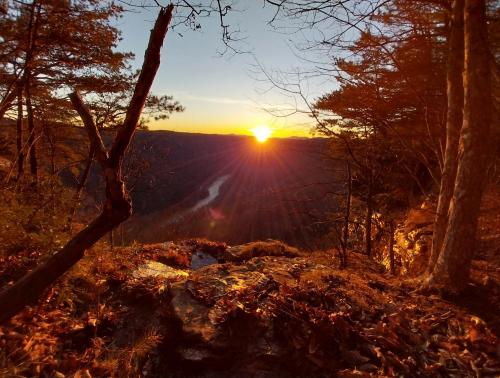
[133, 260, 189, 281]
[170, 281, 218, 344]
[168, 257, 306, 364]
[165, 254, 389, 377]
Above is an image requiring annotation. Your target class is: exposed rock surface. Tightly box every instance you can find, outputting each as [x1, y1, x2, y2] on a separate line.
[163, 251, 499, 377]
[390, 202, 435, 276]
[134, 260, 189, 280]
[167, 254, 383, 377]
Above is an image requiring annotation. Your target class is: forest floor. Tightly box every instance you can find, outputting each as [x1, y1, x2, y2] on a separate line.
[0, 187, 499, 377]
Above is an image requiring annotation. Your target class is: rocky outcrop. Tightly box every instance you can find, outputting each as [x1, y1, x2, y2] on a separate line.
[2, 240, 498, 378]
[165, 254, 394, 377]
[131, 239, 301, 270]
[162, 250, 499, 378]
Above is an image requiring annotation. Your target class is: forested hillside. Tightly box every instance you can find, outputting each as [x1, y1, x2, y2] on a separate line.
[119, 132, 337, 247]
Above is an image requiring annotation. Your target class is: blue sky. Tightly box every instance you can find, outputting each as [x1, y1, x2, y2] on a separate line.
[114, 2, 335, 137]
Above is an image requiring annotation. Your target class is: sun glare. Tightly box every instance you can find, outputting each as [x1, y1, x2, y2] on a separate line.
[252, 125, 272, 143]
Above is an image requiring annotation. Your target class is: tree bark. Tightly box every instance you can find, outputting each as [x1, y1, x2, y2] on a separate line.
[365, 179, 373, 258]
[428, 0, 464, 274]
[18, 0, 41, 185]
[25, 77, 38, 184]
[16, 84, 24, 180]
[0, 5, 174, 324]
[340, 160, 352, 267]
[427, 0, 492, 291]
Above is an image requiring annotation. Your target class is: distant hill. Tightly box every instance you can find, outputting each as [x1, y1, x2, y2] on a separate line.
[119, 131, 340, 248]
[0, 121, 341, 248]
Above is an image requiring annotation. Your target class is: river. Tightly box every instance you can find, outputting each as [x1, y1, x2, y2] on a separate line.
[190, 174, 230, 212]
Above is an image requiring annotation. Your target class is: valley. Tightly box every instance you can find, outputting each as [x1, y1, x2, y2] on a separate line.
[101, 131, 339, 247]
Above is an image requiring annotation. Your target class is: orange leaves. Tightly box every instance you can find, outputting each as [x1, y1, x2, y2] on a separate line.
[1, 244, 499, 377]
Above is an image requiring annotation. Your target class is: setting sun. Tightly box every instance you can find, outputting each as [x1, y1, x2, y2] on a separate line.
[252, 125, 272, 143]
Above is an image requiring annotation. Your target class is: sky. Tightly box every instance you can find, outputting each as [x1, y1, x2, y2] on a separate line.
[114, 2, 335, 138]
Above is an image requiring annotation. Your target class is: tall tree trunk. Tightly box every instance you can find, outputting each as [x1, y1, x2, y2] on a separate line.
[365, 180, 373, 258]
[341, 160, 352, 267]
[44, 122, 57, 213]
[0, 5, 174, 324]
[427, 0, 492, 291]
[428, 0, 465, 274]
[19, 0, 41, 185]
[16, 84, 24, 180]
[25, 76, 38, 185]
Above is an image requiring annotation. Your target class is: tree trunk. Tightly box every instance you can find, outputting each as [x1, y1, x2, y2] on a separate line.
[25, 77, 38, 185]
[341, 160, 352, 267]
[365, 180, 373, 258]
[0, 5, 174, 324]
[16, 85, 24, 180]
[45, 122, 57, 213]
[427, 0, 492, 291]
[0, 188, 131, 323]
[428, 0, 464, 274]
[16, 0, 41, 184]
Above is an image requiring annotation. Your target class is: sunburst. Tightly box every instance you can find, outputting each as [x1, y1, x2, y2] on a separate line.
[252, 125, 272, 143]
